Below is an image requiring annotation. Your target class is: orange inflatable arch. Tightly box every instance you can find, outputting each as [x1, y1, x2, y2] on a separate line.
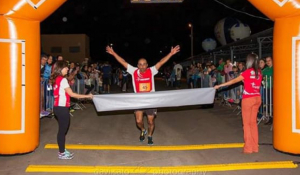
[0, 0, 300, 155]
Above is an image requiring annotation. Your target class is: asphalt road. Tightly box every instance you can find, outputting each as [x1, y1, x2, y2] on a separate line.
[1, 78, 299, 175]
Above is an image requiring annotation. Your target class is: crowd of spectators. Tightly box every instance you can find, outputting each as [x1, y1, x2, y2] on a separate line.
[40, 54, 273, 125]
[162, 55, 273, 124]
[39, 55, 130, 118]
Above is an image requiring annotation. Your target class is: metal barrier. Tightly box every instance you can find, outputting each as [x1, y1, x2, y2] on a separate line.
[40, 79, 52, 118]
[70, 77, 87, 112]
[216, 74, 273, 126]
[257, 76, 273, 125]
[201, 74, 212, 88]
[39, 74, 91, 118]
[217, 72, 243, 113]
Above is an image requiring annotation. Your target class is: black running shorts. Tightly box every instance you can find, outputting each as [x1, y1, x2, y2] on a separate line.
[135, 109, 157, 116]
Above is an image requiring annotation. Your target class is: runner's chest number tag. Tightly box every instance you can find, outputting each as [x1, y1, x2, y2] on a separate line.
[139, 83, 150, 92]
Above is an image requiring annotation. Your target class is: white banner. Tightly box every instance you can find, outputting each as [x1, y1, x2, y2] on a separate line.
[93, 88, 216, 112]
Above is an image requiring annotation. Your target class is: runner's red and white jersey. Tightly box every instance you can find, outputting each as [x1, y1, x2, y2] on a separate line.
[127, 64, 158, 93]
[53, 76, 71, 107]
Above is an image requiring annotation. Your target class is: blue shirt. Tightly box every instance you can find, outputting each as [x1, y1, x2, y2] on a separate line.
[43, 64, 52, 79]
[102, 65, 112, 78]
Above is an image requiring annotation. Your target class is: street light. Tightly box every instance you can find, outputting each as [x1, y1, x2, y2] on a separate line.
[188, 23, 193, 58]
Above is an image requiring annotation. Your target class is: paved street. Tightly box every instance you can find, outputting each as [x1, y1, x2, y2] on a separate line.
[0, 78, 299, 175]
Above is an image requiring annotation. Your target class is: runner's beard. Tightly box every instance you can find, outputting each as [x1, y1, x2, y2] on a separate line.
[139, 68, 146, 73]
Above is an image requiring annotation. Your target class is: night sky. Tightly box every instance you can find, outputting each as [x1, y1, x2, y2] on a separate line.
[41, 0, 274, 65]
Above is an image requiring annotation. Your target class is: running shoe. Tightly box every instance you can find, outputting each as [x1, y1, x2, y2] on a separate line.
[40, 111, 51, 117]
[58, 152, 73, 160]
[147, 136, 154, 145]
[64, 149, 74, 156]
[139, 130, 147, 142]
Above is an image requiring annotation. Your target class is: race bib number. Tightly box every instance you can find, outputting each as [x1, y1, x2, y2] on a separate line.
[139, 83, 150, 92]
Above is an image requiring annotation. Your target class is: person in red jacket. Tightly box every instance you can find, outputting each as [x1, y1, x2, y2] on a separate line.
[214, 53, 262, 154]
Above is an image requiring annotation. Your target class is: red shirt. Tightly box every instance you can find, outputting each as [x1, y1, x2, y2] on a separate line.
[241, 68, 262, 99]
[127, 64, 158, 93]
[53, 76, 71, 107]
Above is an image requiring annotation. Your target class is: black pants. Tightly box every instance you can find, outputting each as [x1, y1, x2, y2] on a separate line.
[121, 77, 128, 91]
[85, 84, 94, 94]
[53, 106, 70, 153]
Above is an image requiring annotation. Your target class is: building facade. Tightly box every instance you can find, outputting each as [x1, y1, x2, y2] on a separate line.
[41, 34, 90, 63]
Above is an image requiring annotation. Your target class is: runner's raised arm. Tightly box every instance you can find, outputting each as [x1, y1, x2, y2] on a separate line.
[155, 45, 180, 70]
[106, 46, 128, 69]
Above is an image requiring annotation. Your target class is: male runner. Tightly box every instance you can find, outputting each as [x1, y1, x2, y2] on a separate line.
[106, 45, 180, 145]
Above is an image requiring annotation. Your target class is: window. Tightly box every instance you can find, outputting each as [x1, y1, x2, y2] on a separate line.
[51, 47, 62, 53]
[69, 46, 80, 53]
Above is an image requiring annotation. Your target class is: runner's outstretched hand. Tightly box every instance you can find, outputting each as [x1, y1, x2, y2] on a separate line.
[87, 93, 93, 99]
[170, 45, 180, 55]
[214, 85, 221, 90]
[106, 46, 115, 56]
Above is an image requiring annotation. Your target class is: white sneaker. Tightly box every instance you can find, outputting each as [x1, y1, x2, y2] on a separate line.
[64, 149, 74, 156]
[58, 152, 73, 160]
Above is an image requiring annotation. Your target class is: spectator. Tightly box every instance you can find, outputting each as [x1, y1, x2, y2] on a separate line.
[217, 58, 225, 72]
[102, 62, 112, 93]
[40, 55, 50, 117]
[81, 65, 94, 95]
[202, 68, 212, 88]
[258, 59, 267, 119]
[165, 67, 171, 86]
[169, 67, 176, 87]
[173, 62, 183, 88]
[187, 64, 195, 88]
[238, 62, 246, 73]
[67, 63, 79, 87]
[45, 56, 53, 78]
[68, 62, 75, 74]
[231, 66, 242, 102]
[40, 55, 48, 80]
[263, 56, 273, 125]
[87, 66, 96, 94]
[82, 57, 89, 67]
[259, 59, 266, 70]
[90, 63, 100, 93]
[121, 69, 129, 92]
[77, 65, 86, 94]
[175, 67, 182, 88]
[44, 55, 53, 80]
[57, 55, 63, 61]
[209, 64, 217, 86]
[73, 64, 83, 93]
[52, 55, 63, 73]
[98, 73, 103, 93]
[44, 55, 54, 113]
[224, 59, 233, 82]
[116, 67, 122, 86]
[195, 63, 202, 88]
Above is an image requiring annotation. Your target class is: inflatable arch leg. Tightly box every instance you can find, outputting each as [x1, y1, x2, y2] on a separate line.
[1, 0, 299, 155]
[248, 0, 300, 154]
[0, 0, 66, 155]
